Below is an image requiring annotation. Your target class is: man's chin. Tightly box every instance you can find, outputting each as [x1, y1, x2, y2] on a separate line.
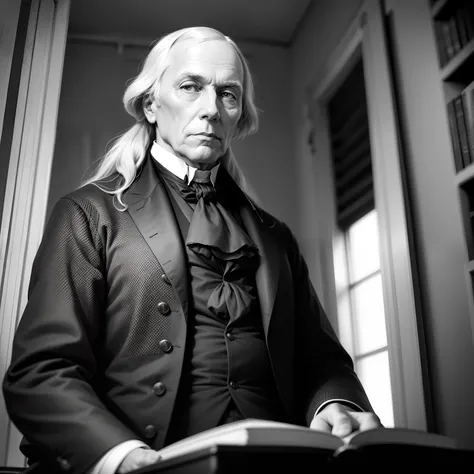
[185, 149, 222, 167]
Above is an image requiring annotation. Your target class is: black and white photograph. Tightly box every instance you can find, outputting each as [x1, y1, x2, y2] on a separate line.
[1, 0, 474, 472]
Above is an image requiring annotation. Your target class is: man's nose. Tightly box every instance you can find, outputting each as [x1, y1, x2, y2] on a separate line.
[198, 89, 220, 121]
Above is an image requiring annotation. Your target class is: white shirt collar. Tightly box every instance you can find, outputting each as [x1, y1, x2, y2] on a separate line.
[150, 141, 219, 185]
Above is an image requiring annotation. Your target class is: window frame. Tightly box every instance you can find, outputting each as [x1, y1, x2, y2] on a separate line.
[306, 0, 429, 430]
[340, 209, 394, 427]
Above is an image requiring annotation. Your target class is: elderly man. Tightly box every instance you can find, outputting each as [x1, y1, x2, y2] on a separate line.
[3, 26, 381, 474]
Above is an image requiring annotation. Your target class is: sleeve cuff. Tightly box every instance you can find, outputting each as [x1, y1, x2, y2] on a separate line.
[88, 440, 150, 474]
[315, 398, 365, 416]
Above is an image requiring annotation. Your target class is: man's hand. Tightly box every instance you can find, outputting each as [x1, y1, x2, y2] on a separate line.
[310, 402, 382, 440]
[117, 448, 161, 474]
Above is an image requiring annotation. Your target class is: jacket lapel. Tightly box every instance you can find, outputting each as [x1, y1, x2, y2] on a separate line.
[240, 204, 280, 337]
[124, 156, 189, 318]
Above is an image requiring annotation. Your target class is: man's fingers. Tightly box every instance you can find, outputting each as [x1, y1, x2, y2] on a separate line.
[312, 411, 354, 438]
[329, 412, 354, 438]
[118, 448, 162, 473]
[138, 450, 162, 466]
[309, 415, 331, 432]
[351, 411, 382, 431]
[310, 403, 384, 441]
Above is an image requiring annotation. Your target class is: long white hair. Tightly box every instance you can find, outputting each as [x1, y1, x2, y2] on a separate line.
[82, 26, 260, 209]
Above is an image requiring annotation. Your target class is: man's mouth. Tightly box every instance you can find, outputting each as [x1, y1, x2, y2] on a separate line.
[196, 133, 220, 140]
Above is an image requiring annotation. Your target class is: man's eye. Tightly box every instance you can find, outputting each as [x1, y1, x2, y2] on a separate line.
[221, 91, 236, 101]
[181, 83, 200, 92]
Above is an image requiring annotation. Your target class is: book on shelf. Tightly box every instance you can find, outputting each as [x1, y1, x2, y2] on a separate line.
[153, 418, 458, 462]
[447, 86, 474, 172]
[447, 98, 464, 172]
[454, 95, 472, 168]
[433, 0, 474, 67]
[462, 80, 474, 161]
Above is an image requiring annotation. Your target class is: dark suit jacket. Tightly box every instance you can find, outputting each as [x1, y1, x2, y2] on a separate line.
[2, 156, 372, 474]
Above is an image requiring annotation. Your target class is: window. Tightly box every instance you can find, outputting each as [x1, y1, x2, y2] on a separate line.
[343, 210, 394, 427]
[328, 57, 394, 427]
[308, 1, 428, 431]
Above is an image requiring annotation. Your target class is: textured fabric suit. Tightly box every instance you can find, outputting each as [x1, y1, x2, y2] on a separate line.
[3, 155, 372, 474]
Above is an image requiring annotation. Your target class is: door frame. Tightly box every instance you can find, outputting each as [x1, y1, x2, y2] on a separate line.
[0, 0, 70, 465]
[305, 0, 430, 431]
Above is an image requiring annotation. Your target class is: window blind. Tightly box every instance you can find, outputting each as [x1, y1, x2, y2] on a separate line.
[327, 58, 374, 230]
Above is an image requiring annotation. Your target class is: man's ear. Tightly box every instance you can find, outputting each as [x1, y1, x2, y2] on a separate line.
[143, 94, 158, 124]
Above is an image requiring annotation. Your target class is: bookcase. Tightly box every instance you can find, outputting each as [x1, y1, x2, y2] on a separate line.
[430, 0, 474, 333]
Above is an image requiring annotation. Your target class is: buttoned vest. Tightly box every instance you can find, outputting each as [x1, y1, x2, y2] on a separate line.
[154, 162, 286, 444]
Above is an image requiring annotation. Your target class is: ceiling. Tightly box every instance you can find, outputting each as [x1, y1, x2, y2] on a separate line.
[68, 0, 314, 47]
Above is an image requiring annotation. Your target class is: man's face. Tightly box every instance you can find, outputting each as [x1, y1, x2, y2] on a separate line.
[145, 38, 244, 169]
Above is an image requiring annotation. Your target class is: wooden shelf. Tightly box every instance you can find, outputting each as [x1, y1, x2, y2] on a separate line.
[441, 39, 474, 82]
[455, 163, 474, 186]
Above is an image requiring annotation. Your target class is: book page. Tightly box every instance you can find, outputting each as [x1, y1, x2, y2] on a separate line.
[157, 419, 343, 461]
[347, 427, 457, 449]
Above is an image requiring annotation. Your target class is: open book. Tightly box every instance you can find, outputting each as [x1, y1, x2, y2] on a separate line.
[156, 418, 458, 462]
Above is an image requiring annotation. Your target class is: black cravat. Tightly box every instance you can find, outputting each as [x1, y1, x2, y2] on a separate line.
[155, 160, 259, 322]
[169, 168, 217, 205]
[187, 169, 216, 202]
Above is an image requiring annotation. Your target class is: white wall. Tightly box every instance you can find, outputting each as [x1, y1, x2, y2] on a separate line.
[233, 43, 296, 230]
[48, 41, 136, 216]
[48, 40, 297, 231]
[289, 0, 364, 322]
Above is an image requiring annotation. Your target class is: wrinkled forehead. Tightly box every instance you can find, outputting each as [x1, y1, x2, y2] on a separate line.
[163, 37, 244, 83]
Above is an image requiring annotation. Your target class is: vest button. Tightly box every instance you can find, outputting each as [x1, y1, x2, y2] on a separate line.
[229, 381, 239, 390]
[226, 332, 235, 341]
[153, 381, 166, 396]
[157, 302, 171, 315]
[161, 274, 171, 285]
[159, 339, 173, 353]
[144, 424, 157, 438]
[57, 457, 71, 471]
